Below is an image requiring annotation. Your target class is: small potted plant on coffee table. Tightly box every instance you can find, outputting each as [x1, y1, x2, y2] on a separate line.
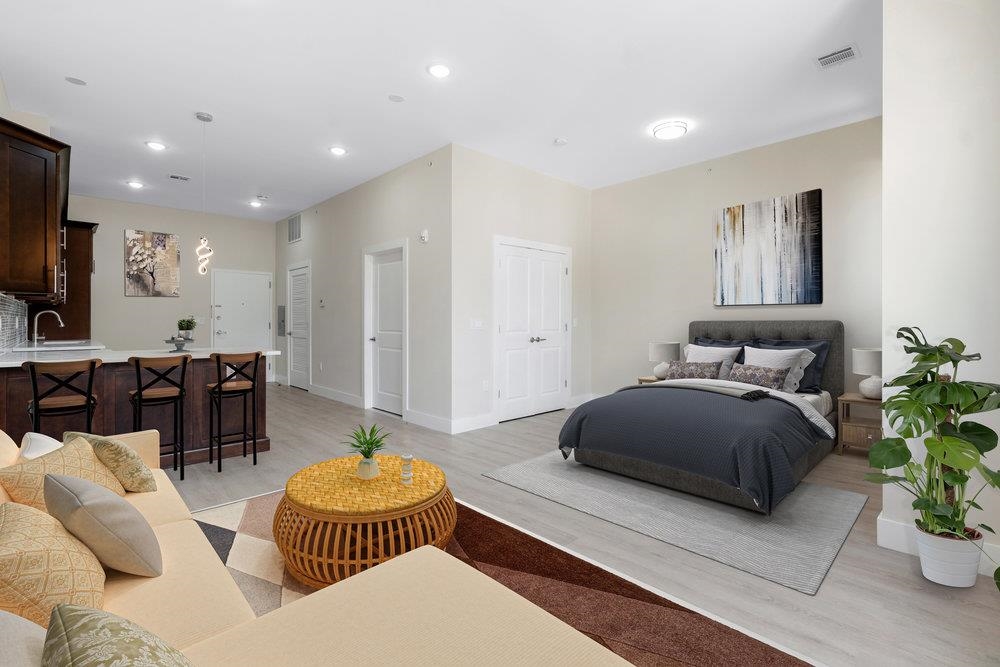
[867, 327, 1000, 591]
[177, 316, 197, 340]
[344, 424, 389, 479]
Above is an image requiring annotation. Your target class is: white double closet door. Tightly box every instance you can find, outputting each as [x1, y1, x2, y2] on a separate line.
[496, 243, 570, 421]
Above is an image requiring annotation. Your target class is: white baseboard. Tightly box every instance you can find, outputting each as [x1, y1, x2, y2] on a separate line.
[568, 393, 597, 408]
[402, 408, 452, 434]
[308, 383, 363, 408]
[877, 511, 1000, 577]
[274, 373, 288, 385]
[449, 413, 500, 434]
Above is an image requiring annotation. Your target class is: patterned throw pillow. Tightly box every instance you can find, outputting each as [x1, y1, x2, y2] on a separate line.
[660, 361, 723, 380]
[44, 604, 193, 667]
[0, 438, 125, 511]
[729, 363, 791, 390]
[0, 504, 105, 627]
[64, 432, 157, 493]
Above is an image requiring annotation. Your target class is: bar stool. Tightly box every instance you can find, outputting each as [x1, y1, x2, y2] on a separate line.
[128, 355, 190, 480]
[207, 352, 262, 473]
[22, 359, 102, 434]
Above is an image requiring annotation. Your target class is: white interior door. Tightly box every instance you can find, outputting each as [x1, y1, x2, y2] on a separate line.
[287, 265, 310, 390]
[211, 270, 273, 379]
[371, 249, 404, 415]
[496, 243, 570, 421]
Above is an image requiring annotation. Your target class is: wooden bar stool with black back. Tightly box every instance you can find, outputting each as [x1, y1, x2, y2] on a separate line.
[207, 352, 262, 472]
[22, 359, 102, 434]
[129, 355, 190, 480]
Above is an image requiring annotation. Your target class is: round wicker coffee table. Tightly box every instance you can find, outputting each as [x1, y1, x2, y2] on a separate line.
[272, 454, 457, 588]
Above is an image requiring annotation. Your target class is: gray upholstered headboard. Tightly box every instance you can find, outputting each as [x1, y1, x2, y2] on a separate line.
[688, 320, 845, 400]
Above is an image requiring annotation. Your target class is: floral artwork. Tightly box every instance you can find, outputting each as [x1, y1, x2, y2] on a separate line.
[124, 229, 180, 297]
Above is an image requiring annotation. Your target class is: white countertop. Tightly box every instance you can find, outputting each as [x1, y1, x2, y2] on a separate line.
[0, 347, 281, 368]
[12, 339, 107, 352]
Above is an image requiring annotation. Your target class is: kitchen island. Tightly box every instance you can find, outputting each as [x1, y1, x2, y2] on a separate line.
[0, 347, 280, 468]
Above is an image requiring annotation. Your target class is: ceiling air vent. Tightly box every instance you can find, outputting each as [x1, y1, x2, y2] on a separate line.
[287, 214, 302, 244]
[168, 174, 190, 182]
[817, 45, 858, 69]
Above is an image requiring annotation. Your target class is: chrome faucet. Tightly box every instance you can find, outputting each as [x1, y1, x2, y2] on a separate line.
[33, 310, 65, 344]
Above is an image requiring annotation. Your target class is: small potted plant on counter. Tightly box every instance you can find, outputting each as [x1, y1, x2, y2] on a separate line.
[344, 424, 389, 479]
[177, 315, 196, 340]
[867, 327, 1000, 591]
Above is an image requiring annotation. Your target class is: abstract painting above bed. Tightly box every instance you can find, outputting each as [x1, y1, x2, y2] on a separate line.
[714, 188, 822, 306]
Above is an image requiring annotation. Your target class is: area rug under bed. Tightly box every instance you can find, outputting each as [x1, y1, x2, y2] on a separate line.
[193, 493, 804, 666]
[485, 451, 867, 595]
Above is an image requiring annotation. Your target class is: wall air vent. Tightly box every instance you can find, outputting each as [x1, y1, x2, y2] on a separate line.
[287, 214, 302, 244]
[168, 174, 191, 182]
[817, 45, 858, 69]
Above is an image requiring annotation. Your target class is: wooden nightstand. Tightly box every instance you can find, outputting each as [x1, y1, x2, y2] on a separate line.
[837, 392, 883, 454]
[637, 376, 660, 384]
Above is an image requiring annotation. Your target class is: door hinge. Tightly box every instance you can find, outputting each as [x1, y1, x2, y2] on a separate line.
[268, 322, 271, 330]
[564, 267, 569, 275]
[497, 388, 501, 398]
[268, 280, 272, 289]
[564, 323, 568, 332]
[564, 380, 568, 387]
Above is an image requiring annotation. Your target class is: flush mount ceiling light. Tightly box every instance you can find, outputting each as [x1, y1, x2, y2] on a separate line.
[648, 119, 689, 141]
[249, 200, 263, 208]
[427, 63, 451, 79]
[145, 141, 166, 151]
[552, 137, 568, 147]
[329, 146, 348, 157]
[388, 94, 406, 103]
[126, 180, 144, 189]
[65, 77, 87, 86]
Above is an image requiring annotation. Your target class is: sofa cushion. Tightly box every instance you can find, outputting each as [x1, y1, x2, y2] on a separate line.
[124, 469, 191, 527]
[65, 432, 157, 493]
[44, 474, 162, 577]
[0, 610, 46, 666]
[0, 430, 20, 469]
[44, 603, 192, 667]
[20, 432, 63, 460]
[102, 519, 255, 650]
[0, 438, 125, 511]
[0, 503, 105, 628]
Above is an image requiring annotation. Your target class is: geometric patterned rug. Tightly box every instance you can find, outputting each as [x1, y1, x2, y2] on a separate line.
[193, 492, 805, 666]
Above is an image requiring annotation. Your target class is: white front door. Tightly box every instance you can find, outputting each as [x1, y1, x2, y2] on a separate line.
[211, 270, 273, 379]
[287, 265, 310, 390]
[371, 249, 404, 415]
[496, 243, 570, 421]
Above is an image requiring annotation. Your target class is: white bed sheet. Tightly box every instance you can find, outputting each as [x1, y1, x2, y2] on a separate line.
[792, 390, 832, 416]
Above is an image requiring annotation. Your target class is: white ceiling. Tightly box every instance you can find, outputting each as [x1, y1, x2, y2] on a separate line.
[0, 0, 881, 222]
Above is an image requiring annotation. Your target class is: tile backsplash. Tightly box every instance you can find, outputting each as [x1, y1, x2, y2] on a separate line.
[0, 292, 29, 352]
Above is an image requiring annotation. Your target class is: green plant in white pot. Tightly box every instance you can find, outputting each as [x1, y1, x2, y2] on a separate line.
[344, 424, 389, 480]
[867, 327, 1000, 591]
[177, 316, 196, 340]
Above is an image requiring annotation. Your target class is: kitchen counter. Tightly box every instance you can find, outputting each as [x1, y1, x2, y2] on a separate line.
[0, 347, 280, 368]
[12, 339, 107, 352]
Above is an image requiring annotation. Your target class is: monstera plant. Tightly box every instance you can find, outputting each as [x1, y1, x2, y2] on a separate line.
[867, 327, 1000, 591]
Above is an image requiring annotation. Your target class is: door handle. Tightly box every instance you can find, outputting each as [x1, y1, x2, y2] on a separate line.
[529, 337, 537, 343]
[216, 329, 228, 335]
[369, 337, 376, 342]
[537, 338, 547, 342]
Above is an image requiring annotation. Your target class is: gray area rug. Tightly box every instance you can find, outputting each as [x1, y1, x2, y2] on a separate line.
[485, 451, 867, 595]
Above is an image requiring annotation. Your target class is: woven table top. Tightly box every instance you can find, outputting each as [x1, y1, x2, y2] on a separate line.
[284, 454, 447, 516]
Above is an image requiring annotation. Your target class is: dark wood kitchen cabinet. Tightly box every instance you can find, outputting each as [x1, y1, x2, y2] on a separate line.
[0, 116, 71, 302]
[28, 221, 97, 340]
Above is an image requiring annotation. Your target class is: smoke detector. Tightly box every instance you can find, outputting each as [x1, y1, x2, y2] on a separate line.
[195, 111, 214, 123]
[817, 45, 859, 69]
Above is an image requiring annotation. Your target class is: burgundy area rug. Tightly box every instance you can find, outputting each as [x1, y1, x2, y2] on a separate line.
[193, 493, 804, 666]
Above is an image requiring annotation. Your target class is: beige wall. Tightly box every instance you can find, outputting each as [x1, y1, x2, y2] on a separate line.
[274, 146, 453, 422]
[589, 118, 882, 396]
[451, 146, 592, 425]
[881, 0, 1000, 567]
[69, 195, 275, 350]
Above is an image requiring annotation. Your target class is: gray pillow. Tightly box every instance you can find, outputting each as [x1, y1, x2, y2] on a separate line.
[0, 610, 45, 666]
[43, 474, 162, 577]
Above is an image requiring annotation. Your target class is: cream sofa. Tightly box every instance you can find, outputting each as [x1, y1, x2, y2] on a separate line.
[1, 430, 625, 665]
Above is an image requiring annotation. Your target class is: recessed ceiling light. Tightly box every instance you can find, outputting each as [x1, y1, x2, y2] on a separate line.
[329, 146, 348, 157]
[648, 119, 689, 141]
[553, 137, 568, 147]
[65, 77, 87, 86]
[388, 94, 406, 103]
[126, 180, 144, 189]
[249, 201, 263, 208]
[145, 141, 166, 151]
[427, 64, 451, 79]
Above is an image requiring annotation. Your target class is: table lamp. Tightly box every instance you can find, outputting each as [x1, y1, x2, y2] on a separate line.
[853, 348, 882, 400]
[649, 342, 681, 379]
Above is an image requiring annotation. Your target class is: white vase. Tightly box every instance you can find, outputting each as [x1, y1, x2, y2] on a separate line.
[914, 527, 983, 587]
[357, 457, 380, 480]
[179, 330, 193, 340]
[858, 375, 882, 400]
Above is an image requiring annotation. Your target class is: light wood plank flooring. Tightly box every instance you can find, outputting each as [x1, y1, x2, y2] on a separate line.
[168, 384, 1000, 666]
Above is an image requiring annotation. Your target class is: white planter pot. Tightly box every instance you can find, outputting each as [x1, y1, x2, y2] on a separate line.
[179, 330, 194, 340]
[914, 528, 983, 587]
[356, 457, 380, 480]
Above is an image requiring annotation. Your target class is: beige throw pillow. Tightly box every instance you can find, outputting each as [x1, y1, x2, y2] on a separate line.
[0, 503, 105, 628]
[0, 438, 125, 511]
[64, 432, 157, 493]
[44, 474, 162, 577]
[0, 430, 20, 469]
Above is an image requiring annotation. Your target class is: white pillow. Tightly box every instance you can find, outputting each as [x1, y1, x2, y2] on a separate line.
[683, 344, 741, 380]
[0, 431, 19, 468]
[19, 432, 63, 460]
[743, 347, 817, 393]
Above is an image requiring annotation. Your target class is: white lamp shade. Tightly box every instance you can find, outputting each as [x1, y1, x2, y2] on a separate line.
[853, 348, 882, 376]
[649, 342, 680, 363]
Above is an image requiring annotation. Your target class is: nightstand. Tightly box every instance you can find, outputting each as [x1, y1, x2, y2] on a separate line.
[637, 376, 660, 384]
[837, 392, 882, 454]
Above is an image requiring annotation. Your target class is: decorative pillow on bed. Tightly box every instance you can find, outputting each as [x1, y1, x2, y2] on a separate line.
[683, 345, 741, 380]
[755, 339, 831, 394]
[729, 363, 790, 390]
[742, 347, 817, 393]
[659, 361, 723, 380]
[692, 337, 754, 363]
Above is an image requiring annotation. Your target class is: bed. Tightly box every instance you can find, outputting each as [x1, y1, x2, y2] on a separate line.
[559, 320, 844, 514]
